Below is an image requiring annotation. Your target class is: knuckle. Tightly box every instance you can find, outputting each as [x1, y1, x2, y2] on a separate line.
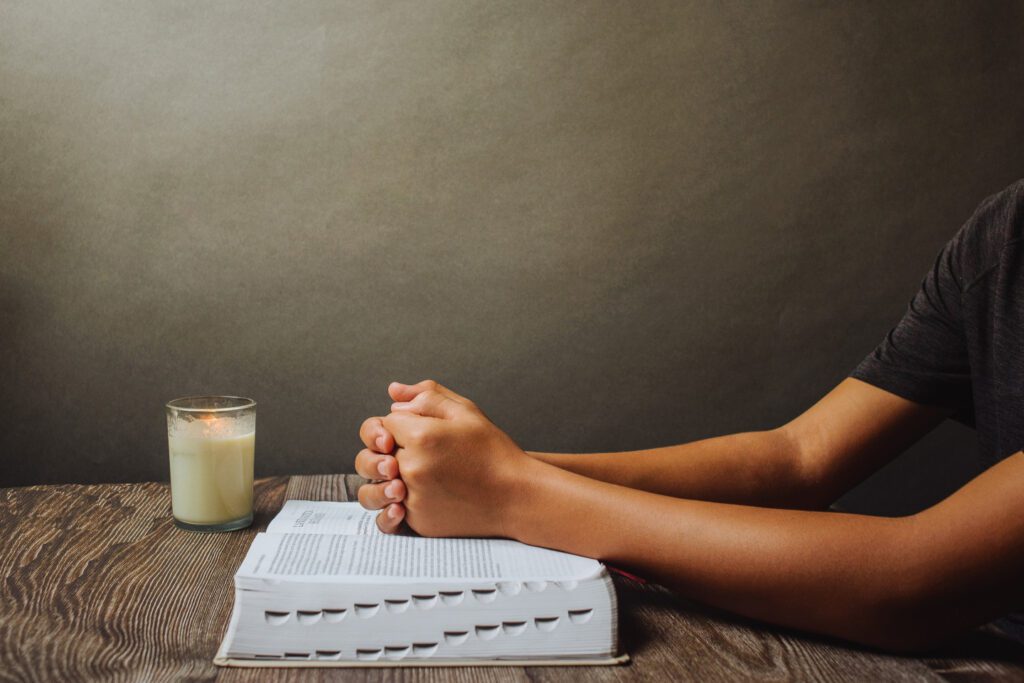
[397, 456, 430, 484]
[421, 379, 438, 391]
[417, 432, 437, 449]
[397, 457, 420, 480]
[413, 389, 438, 406]
[408, 463, 438, 488]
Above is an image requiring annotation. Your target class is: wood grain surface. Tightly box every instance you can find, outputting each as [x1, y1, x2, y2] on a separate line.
[3, 474, 1024, 682]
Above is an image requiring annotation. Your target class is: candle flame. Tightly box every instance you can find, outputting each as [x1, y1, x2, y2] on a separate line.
[197, 413, 231, 437]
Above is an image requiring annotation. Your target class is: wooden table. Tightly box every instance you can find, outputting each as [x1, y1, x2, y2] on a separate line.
[3, 475, 1024, 681]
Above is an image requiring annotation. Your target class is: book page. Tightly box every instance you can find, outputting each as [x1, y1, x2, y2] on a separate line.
[266, 501, 381, 536]
[237, 532, 602, 582]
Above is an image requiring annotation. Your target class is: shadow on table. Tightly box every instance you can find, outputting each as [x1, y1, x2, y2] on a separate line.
[613, 574, 1024, 672]
[251, 476, 288, 530]
[925, 625, 1024, 668]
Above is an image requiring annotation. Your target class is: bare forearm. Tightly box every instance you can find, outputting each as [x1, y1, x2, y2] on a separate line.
[527, 379, 951, 510]
[529, 428, 826, 509]
[508, 457, 1013, 651]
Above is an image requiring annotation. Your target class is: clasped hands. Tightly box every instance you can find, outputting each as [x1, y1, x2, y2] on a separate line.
[355, 380, 537, 537]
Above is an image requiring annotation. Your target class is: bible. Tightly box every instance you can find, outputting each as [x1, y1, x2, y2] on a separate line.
[214, 500, 624, 667]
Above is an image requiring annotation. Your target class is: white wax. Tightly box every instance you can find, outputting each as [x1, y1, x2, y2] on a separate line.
[168, 417, 254, 525]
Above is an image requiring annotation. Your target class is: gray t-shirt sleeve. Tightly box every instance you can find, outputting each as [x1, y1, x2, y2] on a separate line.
[851, 224, 973, 421]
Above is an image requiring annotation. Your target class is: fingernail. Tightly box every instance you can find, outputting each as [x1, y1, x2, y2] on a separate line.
[375, 434, 387, 451]
[385, 482, 397, 499]
[377, 460, 389, 477]
[388, 505, 401, 519]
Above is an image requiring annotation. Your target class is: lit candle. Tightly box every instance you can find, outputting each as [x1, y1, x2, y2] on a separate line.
[166, 396, 256, 532]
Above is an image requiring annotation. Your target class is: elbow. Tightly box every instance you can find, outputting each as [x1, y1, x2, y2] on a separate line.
[765, 425, 837, 510]
[771, 422, 888, 511]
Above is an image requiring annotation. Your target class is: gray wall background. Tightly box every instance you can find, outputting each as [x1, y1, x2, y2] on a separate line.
[2, 1, 1022, 515]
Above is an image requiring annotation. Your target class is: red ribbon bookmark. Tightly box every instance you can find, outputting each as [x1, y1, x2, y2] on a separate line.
[607, 565, 647, 584]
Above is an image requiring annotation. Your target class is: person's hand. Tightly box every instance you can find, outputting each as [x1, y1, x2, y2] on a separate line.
[381, 380, 538, 538]
[354, 411, 407, 533]
[354, 380, 459, 533]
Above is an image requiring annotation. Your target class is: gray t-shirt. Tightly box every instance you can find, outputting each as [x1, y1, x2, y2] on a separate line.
[851, 179, 1024, 465]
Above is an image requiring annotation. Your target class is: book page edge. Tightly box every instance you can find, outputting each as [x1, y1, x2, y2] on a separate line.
[213, 653, 630, 668]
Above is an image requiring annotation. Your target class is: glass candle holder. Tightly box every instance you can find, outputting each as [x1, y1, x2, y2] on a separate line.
[166, 396, 256, 532]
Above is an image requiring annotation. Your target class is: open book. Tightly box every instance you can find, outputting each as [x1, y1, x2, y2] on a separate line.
[214, 500, 623, 667]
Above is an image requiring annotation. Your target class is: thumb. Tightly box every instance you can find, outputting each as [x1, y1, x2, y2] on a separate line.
[391, 389, 459, 419]
[389, 379, 469, 405]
